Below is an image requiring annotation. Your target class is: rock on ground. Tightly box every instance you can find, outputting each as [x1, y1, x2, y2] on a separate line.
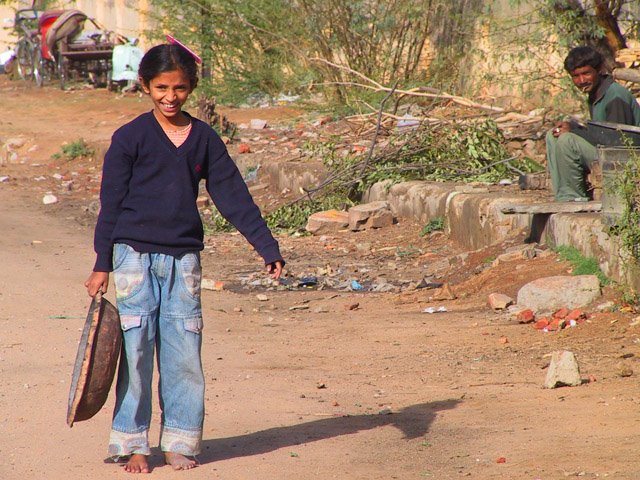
[544, 350, 582, 388]
[306, 209, 349, 235]
[348, 201, 394, 231]
[517, 275, 601, 313]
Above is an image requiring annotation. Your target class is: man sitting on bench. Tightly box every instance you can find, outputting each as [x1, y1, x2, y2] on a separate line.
[546, 45, 640, 201]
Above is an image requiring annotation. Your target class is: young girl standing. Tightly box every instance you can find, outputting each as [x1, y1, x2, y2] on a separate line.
[85, 43, 284, 473]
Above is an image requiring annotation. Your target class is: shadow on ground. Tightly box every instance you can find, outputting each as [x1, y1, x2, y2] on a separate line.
[198, 399, 460, 463]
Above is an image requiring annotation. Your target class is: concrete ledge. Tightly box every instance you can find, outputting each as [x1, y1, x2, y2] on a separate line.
[364, 180, 451, 224]
[263, 160, 326, 194]
[364, 179, 637, 288]
[447, 192, 533, 250]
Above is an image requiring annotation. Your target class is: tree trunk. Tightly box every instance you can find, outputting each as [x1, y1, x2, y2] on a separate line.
[594, 0, 627, 54]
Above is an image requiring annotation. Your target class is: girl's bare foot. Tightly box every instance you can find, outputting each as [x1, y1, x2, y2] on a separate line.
[164, 452, 198, 470]
[123, 454, 150, 474]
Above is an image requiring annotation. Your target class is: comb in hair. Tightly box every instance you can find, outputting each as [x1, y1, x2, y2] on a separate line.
[166, 34, 202, 64]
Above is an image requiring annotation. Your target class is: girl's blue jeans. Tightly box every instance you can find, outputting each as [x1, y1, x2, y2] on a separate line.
[108, 243, 204, 457]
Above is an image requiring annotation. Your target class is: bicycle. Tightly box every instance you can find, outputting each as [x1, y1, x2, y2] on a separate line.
[13, 7, 40, 82]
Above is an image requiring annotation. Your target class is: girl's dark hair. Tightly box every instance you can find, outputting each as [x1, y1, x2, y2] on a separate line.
[564, 46, 604, 73]
[138, 44, 199, 88]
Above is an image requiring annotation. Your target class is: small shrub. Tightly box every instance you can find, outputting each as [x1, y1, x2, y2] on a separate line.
[52, 139, 95, 161]
[554, 245, 609, 286]
[419, 217, 445, 236]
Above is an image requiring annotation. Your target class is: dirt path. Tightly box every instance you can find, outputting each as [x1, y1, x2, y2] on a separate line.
[3, 78, 640, 479]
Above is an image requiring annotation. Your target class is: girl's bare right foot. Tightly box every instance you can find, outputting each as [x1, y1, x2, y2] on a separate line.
[123, 454, 150, 474]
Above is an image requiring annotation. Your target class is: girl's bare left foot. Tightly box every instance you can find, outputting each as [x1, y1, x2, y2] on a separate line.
[123, 454, 150, 474]
[164, 452, 198, 471]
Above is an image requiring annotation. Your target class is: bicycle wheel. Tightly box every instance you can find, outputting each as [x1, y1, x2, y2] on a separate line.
[15, 39, 34, 81]
[58, 53, 67, 90]
[33, 48, 44, 87]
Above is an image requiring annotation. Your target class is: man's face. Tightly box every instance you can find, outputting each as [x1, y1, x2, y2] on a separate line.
[569, 65, 600, 94]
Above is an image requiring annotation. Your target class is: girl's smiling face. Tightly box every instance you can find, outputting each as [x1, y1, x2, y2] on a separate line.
[142, 69, 193, 126]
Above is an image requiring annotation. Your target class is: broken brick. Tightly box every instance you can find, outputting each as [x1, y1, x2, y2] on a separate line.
[566, 309, 585, 321]
[516, 308, 535, 323]
[553, 307, 570, 319]
[238, 143, 251, 154]
[534, 318, 549, 330]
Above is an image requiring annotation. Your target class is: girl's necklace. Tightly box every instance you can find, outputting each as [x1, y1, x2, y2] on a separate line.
[165, 122, 192, 132]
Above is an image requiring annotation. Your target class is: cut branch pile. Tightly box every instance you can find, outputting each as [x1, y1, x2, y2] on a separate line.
[272, 61, 546, 215]
[312, 58, 545, 142]
[614, 48, 640, 84]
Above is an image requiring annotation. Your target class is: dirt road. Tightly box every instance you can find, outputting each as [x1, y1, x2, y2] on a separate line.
[2, 78, 640, 479]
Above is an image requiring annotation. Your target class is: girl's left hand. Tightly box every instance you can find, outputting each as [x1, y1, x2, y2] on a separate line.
[266, 261, 284, 279]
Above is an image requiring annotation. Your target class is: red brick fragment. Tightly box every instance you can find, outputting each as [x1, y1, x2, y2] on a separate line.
[496, 457, 506, 464]
[553, 307, 570, 319]
[516, 309, 535, 323]
[238, 143, 251, 154]
[547, 319, 560, 331]
[566, 309, 584, 321]
[533, 318, 549, 330]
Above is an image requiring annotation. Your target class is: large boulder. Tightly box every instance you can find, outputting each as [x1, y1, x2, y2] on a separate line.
[517, 275, 601, 312]
[305, 210, 349, 235]
[348, 201, 394, 231]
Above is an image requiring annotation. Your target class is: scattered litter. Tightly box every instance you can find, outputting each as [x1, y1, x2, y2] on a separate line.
[378, 406, 393, 415]
[416, 277, 443, 289]
[238, 143, 251, 154]
[249, 118, 268, 129]
[256, 294, 269, 301]
[201, 279, 224, 291]
[299, 276, 318, 287]
[276, 93, 300, 103]
[243, 165, 260, 182]
[0, 176, 9, 182]
[350, 280, 364, 291]
[422, 306, 448, 314]
[289, 304, 309, 311]
[396, 113, 420, 131]
[42, 193, 58, 205]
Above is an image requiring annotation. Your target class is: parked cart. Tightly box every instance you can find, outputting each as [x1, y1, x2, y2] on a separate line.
[12, 3, 125, 89]
[44, 9, 123, 89]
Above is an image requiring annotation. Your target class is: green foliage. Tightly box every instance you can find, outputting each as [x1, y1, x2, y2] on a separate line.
[419, 217, 445, 236]
[553, 245, 609, 286]
[265, 194, 353, 234]
[317, 119, 543, 199]
[202, 207, 235, 235]
[605, 146, 640, 260]
[482, 255, 497, 264]
[144, 0, 487, 106]
[146, 0, 310, 104]
[51, 139, 95, 161]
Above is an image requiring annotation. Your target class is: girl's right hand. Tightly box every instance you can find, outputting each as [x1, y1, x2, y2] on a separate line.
[85, 271, 110, 297]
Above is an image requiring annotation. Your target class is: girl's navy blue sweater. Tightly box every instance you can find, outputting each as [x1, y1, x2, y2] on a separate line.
[93, 111, 283, 272]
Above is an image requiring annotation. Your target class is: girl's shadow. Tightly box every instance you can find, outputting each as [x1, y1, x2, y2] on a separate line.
[198, 399, 460, 464]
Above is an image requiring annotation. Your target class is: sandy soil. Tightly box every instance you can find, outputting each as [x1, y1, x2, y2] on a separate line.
[2, 77, 640, 479]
